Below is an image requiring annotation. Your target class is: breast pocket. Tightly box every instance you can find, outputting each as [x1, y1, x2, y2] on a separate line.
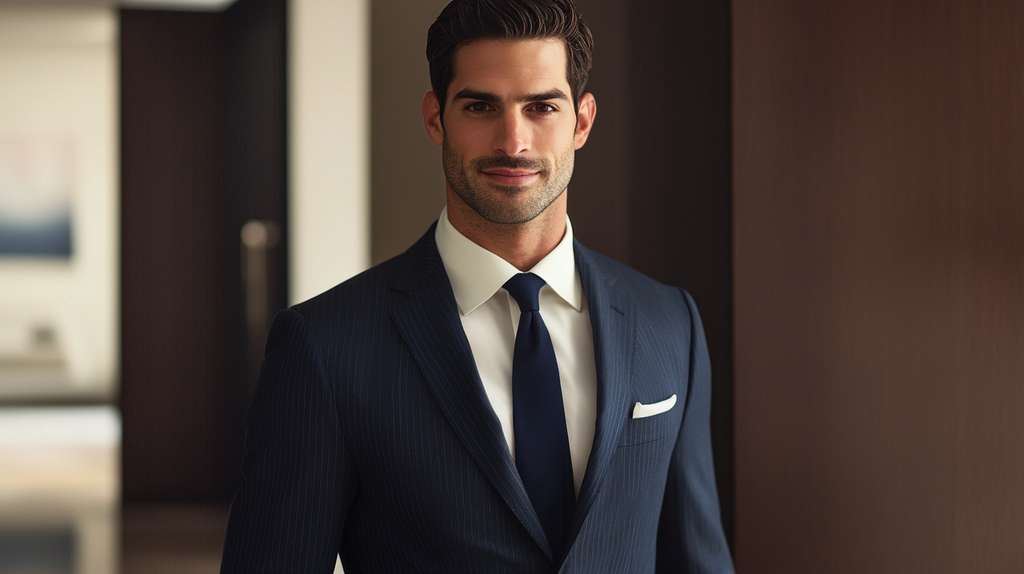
[617, 393, 684, 446]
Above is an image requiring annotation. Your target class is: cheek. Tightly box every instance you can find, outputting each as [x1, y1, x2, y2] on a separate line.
[550, 125, 580, 156]
[445, 130, 487, 158]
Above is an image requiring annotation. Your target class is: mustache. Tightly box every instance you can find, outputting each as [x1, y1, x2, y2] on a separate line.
[470, 155, 549, 172]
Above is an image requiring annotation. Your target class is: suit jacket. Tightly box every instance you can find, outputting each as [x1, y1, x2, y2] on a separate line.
[221, 224, 734, 574]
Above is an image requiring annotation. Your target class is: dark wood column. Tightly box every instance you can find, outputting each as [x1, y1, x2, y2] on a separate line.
[120, 9, 231, 502]
[120, 0, 288, 503]
[734, 1, 1024, 571]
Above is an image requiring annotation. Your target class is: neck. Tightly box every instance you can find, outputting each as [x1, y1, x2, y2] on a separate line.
[445, 187, 567, 272]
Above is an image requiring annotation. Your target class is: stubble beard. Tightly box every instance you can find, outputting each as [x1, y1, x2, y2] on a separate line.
[442, 133, 575, 225]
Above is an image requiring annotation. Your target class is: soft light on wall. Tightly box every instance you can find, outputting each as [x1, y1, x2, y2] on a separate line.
[0, 7, 119, 400]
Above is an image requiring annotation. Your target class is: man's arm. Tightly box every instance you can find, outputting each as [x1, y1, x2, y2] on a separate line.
[221, 308, 356, 573]
[655, 291, 735, 574]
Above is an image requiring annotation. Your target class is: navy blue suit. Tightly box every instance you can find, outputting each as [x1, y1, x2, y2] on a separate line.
[221, 224, 734, 573]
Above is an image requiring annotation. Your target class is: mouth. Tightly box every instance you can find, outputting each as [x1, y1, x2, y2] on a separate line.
[479, 169, 540, 187]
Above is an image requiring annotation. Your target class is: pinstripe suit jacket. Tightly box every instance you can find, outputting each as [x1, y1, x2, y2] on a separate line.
[220, 224, 734, 574]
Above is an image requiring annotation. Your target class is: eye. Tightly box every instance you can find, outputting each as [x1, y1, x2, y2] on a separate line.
[531, 103, 558, 114]
[466, 102, 492, 113]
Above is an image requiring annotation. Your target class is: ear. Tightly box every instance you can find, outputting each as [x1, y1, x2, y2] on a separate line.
[423, 91, 444, 145]
[573, 92, 597, 150]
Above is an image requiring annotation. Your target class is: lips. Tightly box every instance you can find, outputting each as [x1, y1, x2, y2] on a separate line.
[480, 169, 539, 187]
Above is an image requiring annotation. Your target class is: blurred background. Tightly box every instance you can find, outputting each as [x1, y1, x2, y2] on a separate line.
[0, 0, 1020, 573]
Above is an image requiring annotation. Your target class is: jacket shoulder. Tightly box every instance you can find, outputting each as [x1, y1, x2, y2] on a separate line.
[286, 223, 441, 331]
[575, 242, 695, 316]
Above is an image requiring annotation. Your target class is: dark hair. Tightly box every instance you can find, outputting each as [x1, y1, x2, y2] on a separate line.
[426, 0, 594, 117]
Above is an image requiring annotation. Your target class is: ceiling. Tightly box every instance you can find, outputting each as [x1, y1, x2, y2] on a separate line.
[0, 0, 238, 11]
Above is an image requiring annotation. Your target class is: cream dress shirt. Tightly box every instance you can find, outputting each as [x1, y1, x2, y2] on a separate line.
[434, 208, 597, 496]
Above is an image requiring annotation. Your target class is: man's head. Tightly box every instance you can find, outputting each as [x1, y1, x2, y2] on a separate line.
[422, 0, 597, 233]
[427, 0, 594, 118]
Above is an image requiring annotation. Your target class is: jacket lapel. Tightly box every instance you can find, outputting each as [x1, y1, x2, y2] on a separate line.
[389, 226, 553, 558]
[565, 243, 636, 550]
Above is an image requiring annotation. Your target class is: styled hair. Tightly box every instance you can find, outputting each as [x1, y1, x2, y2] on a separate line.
[426, 0, 594, 117]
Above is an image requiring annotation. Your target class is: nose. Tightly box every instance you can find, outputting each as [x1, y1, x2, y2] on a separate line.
[493, 109, 529, 156]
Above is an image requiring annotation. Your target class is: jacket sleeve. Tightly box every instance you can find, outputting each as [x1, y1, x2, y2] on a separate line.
[655, 291, 735, 574]
[221, 308, 356, 573]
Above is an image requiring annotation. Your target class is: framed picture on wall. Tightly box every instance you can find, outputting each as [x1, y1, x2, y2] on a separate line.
[0, 8, 118, 401]
[0, 138, 74, 258]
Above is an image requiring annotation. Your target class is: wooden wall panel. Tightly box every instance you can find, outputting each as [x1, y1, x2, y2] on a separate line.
[734, 1, 1024, 572]
[370, 0, 449, 265]
[121, 0, 288, 503]
[121, 9, 230, 502]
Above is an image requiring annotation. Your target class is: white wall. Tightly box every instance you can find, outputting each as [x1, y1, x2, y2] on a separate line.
[0, 8, 119, 400]
[289, 0, 371, 305]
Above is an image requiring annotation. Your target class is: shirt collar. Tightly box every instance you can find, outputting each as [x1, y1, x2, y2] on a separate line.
[435, 207, 583, 315]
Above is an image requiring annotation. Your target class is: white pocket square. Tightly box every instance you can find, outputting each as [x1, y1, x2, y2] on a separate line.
[631, 394, 677, 419]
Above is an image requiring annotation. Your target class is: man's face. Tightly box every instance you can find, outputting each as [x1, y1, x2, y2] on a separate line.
[424, 39, 595, 225]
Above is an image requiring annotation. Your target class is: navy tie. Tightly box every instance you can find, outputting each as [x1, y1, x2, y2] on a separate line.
[503, 272, 575, 556]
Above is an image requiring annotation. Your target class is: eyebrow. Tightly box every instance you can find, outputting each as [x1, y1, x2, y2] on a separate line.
[451, 88, 570, 104]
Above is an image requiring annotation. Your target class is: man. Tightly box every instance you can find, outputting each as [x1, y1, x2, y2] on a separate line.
[221, 0, 734, 572]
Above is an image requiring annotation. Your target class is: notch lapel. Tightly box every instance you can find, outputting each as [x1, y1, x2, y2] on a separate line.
[565, 243, 636, 550]
[389, 228, 553, 559]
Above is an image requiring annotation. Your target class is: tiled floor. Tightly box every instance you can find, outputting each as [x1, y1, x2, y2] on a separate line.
[0, 407, 119, 574]
[121, 505, 229, 574]
[0, 408, 233, 574]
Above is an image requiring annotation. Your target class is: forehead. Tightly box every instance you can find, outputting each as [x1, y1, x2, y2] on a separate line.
[449, 38, 569, 98]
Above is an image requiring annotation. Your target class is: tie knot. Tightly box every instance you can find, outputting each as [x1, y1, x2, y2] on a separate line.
[503, 272, 545, 312]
